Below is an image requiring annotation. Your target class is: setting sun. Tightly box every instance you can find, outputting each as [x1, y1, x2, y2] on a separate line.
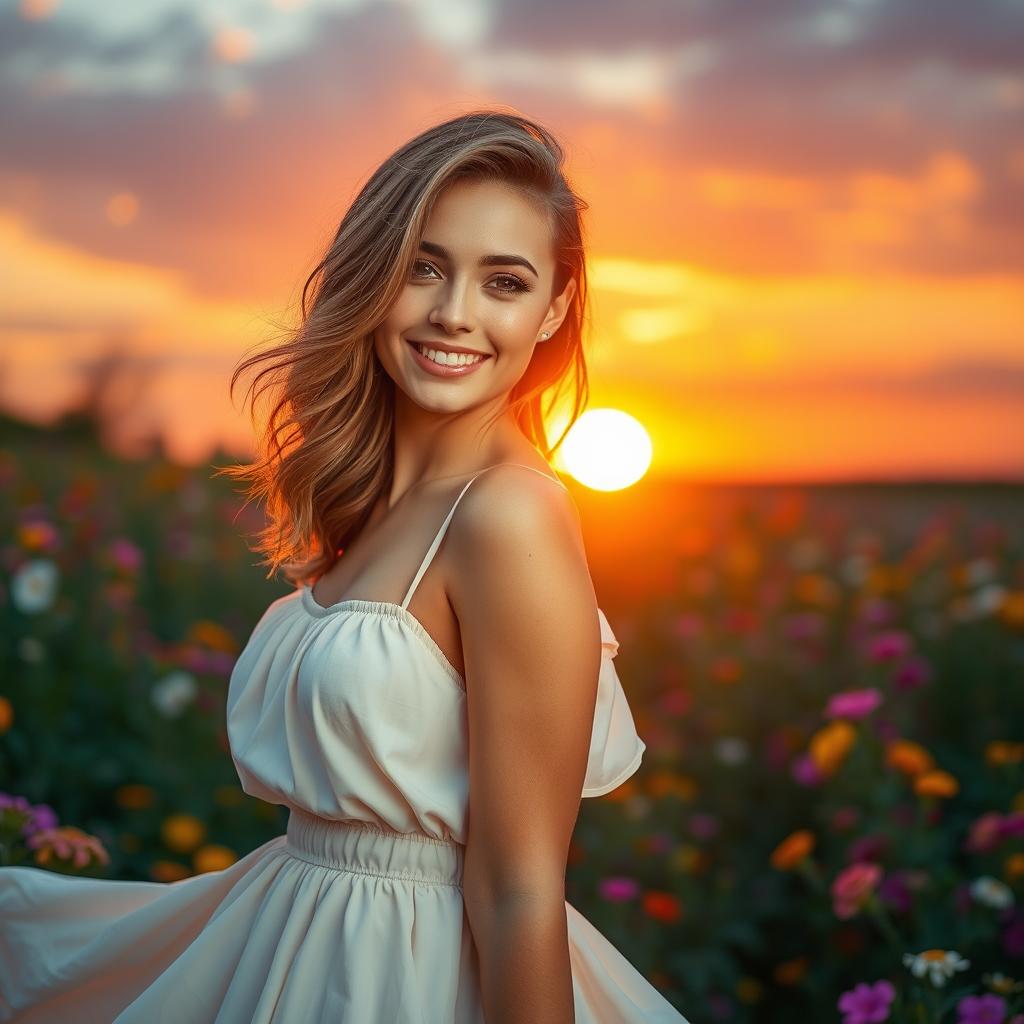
[557, 408, 652, 491]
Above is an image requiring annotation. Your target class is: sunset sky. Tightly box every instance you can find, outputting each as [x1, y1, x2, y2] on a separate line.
[1, 0, 1022, 481]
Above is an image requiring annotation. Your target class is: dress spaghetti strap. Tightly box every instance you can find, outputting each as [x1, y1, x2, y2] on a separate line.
[399, 463, 569, 610]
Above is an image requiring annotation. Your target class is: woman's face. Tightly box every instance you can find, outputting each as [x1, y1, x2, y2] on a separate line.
[373, 178, 576, 413]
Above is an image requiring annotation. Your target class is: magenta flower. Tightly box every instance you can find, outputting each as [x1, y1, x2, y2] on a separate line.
[965, 812, 1007, 854]
[107, 537, 144, 574]
[865, 630, 913, 663]
[956, 993, 1008, 1024]
[847, 834, 888, 864]
[837, 979, 896, 1024]
[791, 753, 825, 787]
[893, 655, 932, 691]
[826, 688, 883, 720]
[599, 876, 639, 902]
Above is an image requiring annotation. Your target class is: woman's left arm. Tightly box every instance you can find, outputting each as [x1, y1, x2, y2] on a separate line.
[448, 467, 602, 1024]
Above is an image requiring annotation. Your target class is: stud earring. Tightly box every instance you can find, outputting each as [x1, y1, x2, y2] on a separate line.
[540, 331, 550, 340]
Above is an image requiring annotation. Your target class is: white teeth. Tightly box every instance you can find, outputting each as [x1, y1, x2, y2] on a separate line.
[414, 343, 484, 367]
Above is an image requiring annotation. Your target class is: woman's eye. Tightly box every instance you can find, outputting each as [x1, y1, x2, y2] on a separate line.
[491, 274, 531, 295]
[411, 261, 531, 295]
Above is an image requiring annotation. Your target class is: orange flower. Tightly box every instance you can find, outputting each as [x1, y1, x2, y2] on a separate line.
[600, 777, 640, 802]
[773, 957, 810, 986]
[914, 770, 959, 799]
[809, 720, 857, 777]
[771, 829, 815, 870]
[150, 860, 190, 882]
[793, 573, 841, 608]
[642, 890, 682, 923]
[161, 813, 206, 853]
[0, 696, 12, 734]
[193, 844, 237, 873]
[886, 739, 936, 777]
[114, 784, 156, 810]
[1005, 853, 1024, 881]
[646, 771, 697, 801]
[997, 590, 1024, 629]
[186, 620, 238, 654]
[986, 741, 1024, 767]
[711, 656, 743, 686]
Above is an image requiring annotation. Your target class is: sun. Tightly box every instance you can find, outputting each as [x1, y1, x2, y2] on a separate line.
[555, 409, 652, 491]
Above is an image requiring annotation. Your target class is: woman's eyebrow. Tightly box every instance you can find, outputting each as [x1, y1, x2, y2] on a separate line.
[418, 239, 538, 278]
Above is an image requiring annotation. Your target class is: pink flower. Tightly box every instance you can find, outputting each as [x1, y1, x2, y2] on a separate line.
[832, 862, 883, 920]
[599, 876, 639, 902]
[826, 688, 883, 720]
[964, 812, 1007, 854]
[792, 753, 825, 787]
[865, 630, 912, 663]
[838, 979, 896, 1024]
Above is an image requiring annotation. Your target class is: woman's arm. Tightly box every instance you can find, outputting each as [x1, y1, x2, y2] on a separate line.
[448, 466, 602, 1024]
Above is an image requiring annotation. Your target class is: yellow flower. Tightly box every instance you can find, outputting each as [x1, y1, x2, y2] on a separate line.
[735, 976, 764, 1004]
[193, 844, 237, 873]
[809, 720, 857, 777]
[161, 813, 206, 853]
[771, 829, 816, 871]
[0, 696, 13, 734]
[986, 741, 1024, 767]
[914, 770, 959, 799]
[886, 739, 936, 777]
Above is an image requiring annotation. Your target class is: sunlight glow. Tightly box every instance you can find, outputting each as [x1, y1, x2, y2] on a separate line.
[559, 409, 653, 492]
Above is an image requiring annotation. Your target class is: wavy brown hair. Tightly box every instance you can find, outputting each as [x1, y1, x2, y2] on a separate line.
[215, 109, 593, 586]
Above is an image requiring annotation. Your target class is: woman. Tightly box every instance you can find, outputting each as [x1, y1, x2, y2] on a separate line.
[0, 110, 688, 1022]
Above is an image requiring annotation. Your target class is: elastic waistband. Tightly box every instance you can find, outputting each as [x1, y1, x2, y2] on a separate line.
[284, 808, 463, 888]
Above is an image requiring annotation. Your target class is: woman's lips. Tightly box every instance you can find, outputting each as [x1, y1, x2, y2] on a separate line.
[406, 339, 491, 378]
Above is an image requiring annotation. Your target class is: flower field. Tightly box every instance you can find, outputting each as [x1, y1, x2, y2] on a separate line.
[1, 431, 1022, 1022]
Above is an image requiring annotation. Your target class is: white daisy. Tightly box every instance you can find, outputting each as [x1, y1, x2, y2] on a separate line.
[970, 876, 1015, 910]
[10, 559, 59, 614]
[902, 949, 970, 987]
[151, 671, 198, 718]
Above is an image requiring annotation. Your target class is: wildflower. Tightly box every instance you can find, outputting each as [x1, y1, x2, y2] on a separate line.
[956, 992, 1007, 1024]
[893, 655, 932, 691]
[886, 739, 935, 777]
[107, 538, 144, 575]
[193, 844, 237, 873]
[160, 814, 206, 853]
[865, 630, 912, 663]
[1006, 853, 1024, 881]
[986, 741, 1024, 767]
[902, 949, 970, 987]
[809, 720, 857, 777]
[826, 688, 883, 721]
[151, 671, 198, 718]
[771, 829, 815, 870]
[914, 769, 959, 798]
[0, 696, 12, 734]
[837, 979, 896, 1024]
[16, 520, 59, 553]
[982, 972, 1024, 996]
[966, 812, 1007, 854]
[599, 876, 639, 902]
[10, 559, 59, 614]
[792, 753, 825, 787]
[27, 826, 110, 869]
[687, 813, 719, 840]
[642, 890, 682, 923]
[832, 862, 882, 920]
[970, 876, 1015, 911]
[0, 793, 58, 836]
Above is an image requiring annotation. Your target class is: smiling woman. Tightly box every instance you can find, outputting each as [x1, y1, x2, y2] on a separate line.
[0, 110, 689, 1023]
